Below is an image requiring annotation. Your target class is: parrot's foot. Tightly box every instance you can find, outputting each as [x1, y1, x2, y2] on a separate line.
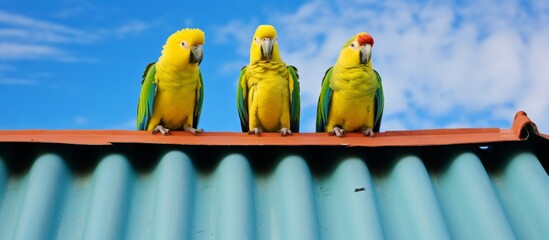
[329, 127, 345, 138]
[248, 128, 261, 136]
[278, 128, 293, 136]
[184, 127, 204, 136]
[152, 125, 170, 135]
[363, 128, 374, 137]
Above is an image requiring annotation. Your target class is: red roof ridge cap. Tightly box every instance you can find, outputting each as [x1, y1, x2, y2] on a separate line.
[512, 111, 539, 139]
[0, 112, 540, 145]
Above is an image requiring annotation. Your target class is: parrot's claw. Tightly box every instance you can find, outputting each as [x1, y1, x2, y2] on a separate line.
[248, 128, 261, 136]
[152, 125, 170, 135]
[363, 128, 374, 137]
[278, 128, 293, 136]
[329, 127, 345, 138]
[184, 127, 204, 136]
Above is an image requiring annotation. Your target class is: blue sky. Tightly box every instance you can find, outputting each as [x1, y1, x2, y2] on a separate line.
[1, 0, 548, 133]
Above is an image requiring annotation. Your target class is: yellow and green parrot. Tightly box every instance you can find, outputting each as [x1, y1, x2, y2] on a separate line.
[137, 28, 205, 135]
[237, 25, 300, 136]
[316, 32, 384, 137]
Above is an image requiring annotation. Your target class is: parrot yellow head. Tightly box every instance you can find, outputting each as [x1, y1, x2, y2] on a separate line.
[249, 25, 282, 63]
[159, 28, 205, 67]
[336, 32, 374, 68]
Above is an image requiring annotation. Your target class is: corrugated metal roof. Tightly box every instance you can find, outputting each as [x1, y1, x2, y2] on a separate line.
[0, 111, 548, 239]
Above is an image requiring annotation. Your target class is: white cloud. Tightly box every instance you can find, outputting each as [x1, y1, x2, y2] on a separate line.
[0, 10, 100, 44]
[0, 10, 152, 90]
[54, 7, 88, 19]
[105, 119, 136, 130]
[0, 42, 67, 60]
[0, 10, 152, 61]
[517, 28, 549, 131]
[0, 10, 94, 63]
[0, 64, 15, 71]
[52, 2, 98, 20]
[211, 20, 258, 56]
[0, 78, 37, 85]
[301, 117, 316, 133]
[121, 119, 137, 130]
[110, 20, 152, 38]
[215, 0, 549, 133]
[74, 116, 88, 125]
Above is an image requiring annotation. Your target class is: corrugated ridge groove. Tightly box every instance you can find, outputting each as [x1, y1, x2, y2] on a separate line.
[191, 153, 215, 239]
[375, 155, 451, 240]
[492, 152, 549, 239]
[124, 159, 154, 240]
[273, 156, 320, 240]
[433, 152, 515, 239]
[0, 159, 7, 214]
[82, 154, 132, 240]
[315, 157, 385, 239]
[14, 154, 70, 240]
[214, 154, 256, 239]
[55, 163, 90, 239]
[150, 151, 196, 239]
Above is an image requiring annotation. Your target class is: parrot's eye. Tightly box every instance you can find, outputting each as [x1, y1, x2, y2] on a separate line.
[350, 43, 356, 48]
[181, 41, 188, 48]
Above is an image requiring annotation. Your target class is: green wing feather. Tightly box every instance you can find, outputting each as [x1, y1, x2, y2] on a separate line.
[136, 62, 157, 130]
[316, 67, 334, 132]
[193, 70, 204, 129]
[373, 70, 384, 132]
[288, 65, 300, 132]
[236, 66, 249, 132]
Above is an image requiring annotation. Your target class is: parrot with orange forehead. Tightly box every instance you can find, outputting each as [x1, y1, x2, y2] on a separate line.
[137, 28, 205, 135]
[237, 25, 300, 136]
[316, 32, 384, 137]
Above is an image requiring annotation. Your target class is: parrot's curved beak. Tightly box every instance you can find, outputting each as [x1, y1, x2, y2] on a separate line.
[190, 45, 203, 65]
[261, 38, 273, 60]
[360, 44, 372, 65]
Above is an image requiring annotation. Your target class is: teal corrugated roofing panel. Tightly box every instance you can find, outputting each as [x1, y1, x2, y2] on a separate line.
[0, 112, 548, 239]
[0, 142, 548, 240]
